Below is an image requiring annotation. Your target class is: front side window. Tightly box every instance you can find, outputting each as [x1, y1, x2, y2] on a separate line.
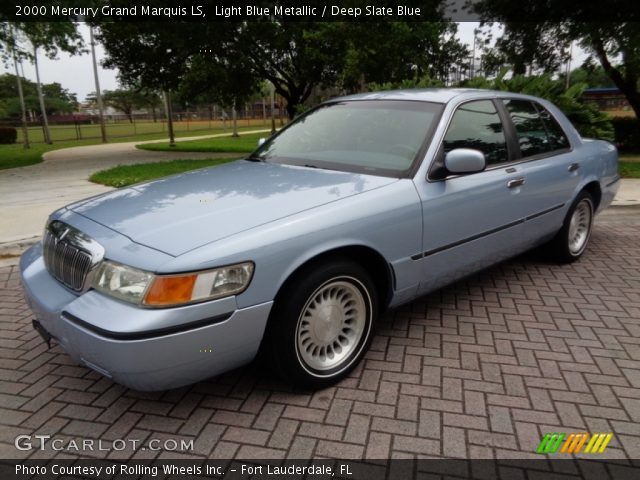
[442, 100, 508, 166]
[253, 100, 443, 176]
[503, 99, 570, 157]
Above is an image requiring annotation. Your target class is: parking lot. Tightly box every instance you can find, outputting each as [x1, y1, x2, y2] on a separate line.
[1, 209, 639, 461]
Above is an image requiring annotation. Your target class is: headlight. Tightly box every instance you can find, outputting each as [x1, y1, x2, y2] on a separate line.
[94, 261, 153, 304]
[93, 260, 254, 307]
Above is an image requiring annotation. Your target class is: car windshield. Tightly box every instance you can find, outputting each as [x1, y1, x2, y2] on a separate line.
[252, 100, 443, 176]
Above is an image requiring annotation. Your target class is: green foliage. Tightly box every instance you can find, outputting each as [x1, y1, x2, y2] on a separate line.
[89, 158, 238, 188]
[465, 71, 614, 141]
[619, 158, 640, 178]
[611, 117, 640, 151]
[0, 19, 83, 65]
[294, 104, 310, 117]
[96, 9, 467, 120]
[472, 2, 640, 125]
[176, 55, 259, 110]
[368, 75, 445, 91]
[0, 126, 17, 144]
[340, 22, 467, 92]
[0, 74, 78, 118]
[566, 65, 615, 89]
[85, 88, 158, 121]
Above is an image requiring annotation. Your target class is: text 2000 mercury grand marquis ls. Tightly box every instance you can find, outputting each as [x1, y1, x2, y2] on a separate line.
[20, 89, 619, 390]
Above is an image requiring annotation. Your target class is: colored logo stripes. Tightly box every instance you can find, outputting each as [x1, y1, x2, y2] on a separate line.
[536, 433, 612, 455]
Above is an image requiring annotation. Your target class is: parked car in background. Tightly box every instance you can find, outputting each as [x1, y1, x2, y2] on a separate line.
[20, 89, 619, 390]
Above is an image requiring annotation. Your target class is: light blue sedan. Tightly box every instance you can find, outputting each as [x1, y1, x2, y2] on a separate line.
[20, 89, 619, 390]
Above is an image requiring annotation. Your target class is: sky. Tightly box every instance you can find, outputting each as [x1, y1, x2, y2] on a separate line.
[1, 22, 588, 103]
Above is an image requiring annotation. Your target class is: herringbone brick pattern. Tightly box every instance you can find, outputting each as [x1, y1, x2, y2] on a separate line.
[1, 214, 639, 460]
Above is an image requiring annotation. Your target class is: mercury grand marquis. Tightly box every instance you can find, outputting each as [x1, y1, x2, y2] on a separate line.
[20, 89, 619, 390]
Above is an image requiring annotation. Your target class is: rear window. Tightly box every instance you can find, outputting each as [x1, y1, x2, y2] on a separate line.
[503, 99, 570, 157]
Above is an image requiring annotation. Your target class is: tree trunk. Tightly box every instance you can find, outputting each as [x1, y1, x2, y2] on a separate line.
[163, 91, 175, 147]
[590, 33, 640, 126]
[12, 46, 29, 149]
[232, 100, 239, 137]
[89, 26, 107, 143]
[33, 46, 52, 144]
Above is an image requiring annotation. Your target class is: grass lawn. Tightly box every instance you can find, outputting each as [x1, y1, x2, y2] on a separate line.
[0, 126, 264, 171]
[17, 119, 269, 144]
[89, 157, 240, 188]
[620, 154, 640, 179]
[136, 132, 265, 153]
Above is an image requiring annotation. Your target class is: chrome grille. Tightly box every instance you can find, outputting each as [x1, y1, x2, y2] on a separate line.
[43, 221, 104, 292]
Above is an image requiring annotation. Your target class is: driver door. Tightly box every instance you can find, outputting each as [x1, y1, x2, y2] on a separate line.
[413, 99, 527, 295]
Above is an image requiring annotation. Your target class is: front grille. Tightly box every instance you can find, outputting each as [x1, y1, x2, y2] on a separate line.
[43, 227, 94, 292]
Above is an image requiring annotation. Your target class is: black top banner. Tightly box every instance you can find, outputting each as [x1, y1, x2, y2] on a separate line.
[1, 0, 640, 22]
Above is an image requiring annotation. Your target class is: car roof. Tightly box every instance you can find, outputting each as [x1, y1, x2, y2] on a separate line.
[330, 88, 537, 104]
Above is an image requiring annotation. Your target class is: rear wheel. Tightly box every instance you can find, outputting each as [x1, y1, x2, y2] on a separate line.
[547, 191, 594, 263]
[267, 259, 377, 389]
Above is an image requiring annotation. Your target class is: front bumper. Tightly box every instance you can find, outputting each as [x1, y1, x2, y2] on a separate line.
[19, 244, 272, 391]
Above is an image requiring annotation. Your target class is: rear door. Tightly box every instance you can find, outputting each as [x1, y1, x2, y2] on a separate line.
[499, 99, 580, 245]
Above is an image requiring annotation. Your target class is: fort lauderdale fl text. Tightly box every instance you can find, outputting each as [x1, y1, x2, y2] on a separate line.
[16, 463, 352, 477]
[19, 4, 422, 19]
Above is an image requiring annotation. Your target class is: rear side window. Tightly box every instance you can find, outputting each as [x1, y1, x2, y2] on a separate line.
[537, 105, 570, 151]
[503, 99, 570, 157]
[442, 100, 508, 166]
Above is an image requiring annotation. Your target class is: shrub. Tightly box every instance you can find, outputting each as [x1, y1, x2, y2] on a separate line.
[610, 117, 640, 152]
[0, 126, 17, 144]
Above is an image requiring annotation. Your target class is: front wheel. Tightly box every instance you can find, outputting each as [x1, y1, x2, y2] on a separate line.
[267, 260, 378, 389]
[547, 191, 594, 263]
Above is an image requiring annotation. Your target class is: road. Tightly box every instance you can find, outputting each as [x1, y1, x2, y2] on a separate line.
[0, 208, 638, 461]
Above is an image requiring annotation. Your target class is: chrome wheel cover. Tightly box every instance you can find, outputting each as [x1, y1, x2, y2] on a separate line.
[296, 278, 368, 372]
[568, 199, 592, 255]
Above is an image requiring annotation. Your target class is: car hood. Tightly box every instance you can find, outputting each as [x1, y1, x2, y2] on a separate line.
[70, 160, 397, 256]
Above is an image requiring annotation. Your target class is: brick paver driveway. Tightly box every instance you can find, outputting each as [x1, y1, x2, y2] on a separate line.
[1, 209, 639, 461]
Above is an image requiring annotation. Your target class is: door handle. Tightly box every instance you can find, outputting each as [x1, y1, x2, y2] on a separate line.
[507, 178, 526, 189]
[568, 163, 580, 172]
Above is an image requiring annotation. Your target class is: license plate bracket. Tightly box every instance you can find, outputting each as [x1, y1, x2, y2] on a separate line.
[32, 319, 53, 349]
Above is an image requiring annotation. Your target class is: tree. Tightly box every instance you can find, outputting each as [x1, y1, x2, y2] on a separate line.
[225, 21, 347, 119]
[571, 23, 640, 123]
[95, 16, 236, 144]
[474, 1, 640, 127]
[339, 22, 467, 91]
[96, 1, 466, 120]
[562, 64, 615, 89]
[0, 74, 78, 118]
[91, 89, 146, 122]
[0, 21, 84, 144]
[230, 19, 466, 118]
[488, 22, 569, 75]
[177, 55, 259, 136]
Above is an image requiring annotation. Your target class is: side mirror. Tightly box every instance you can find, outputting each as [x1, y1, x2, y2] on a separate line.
[257, 137, 266, 147]
[444, 148, 486, 174]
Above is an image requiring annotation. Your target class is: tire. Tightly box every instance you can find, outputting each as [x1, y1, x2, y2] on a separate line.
[547, 191, 594, 263]
[267, 259, 378, 389]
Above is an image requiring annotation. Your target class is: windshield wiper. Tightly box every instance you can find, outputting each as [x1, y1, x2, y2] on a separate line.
[246, 154, 264, 162]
